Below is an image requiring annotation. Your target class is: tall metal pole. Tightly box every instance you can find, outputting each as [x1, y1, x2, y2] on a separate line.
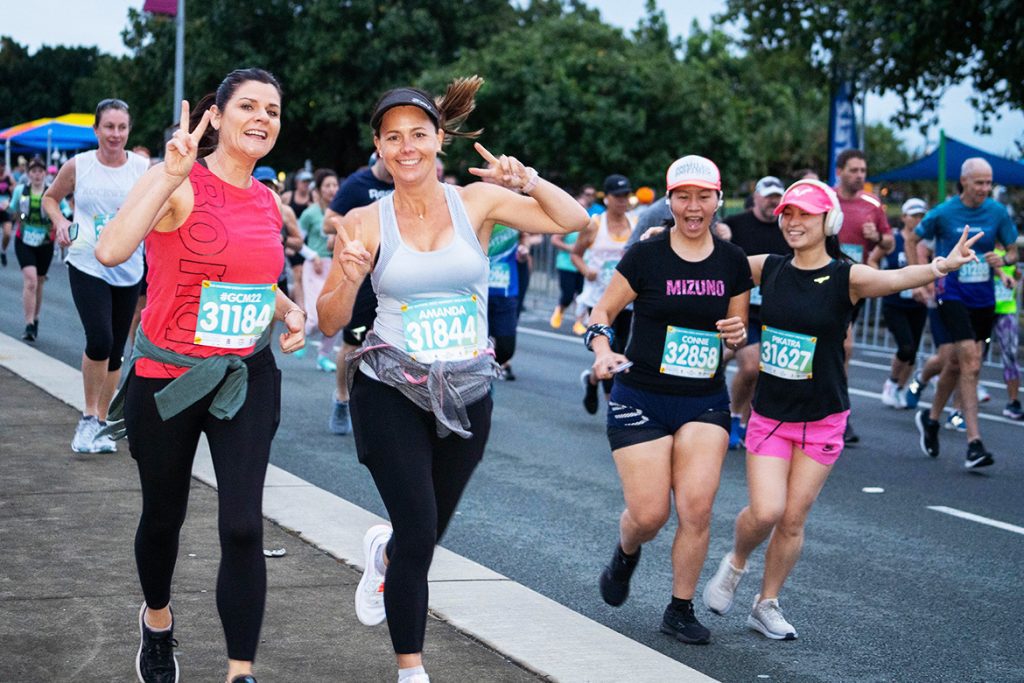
[173, 0, 185, 124]
[937, 129, 947, 201]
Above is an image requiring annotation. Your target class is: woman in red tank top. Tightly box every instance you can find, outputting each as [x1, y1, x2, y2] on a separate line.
[97, 68, 303, 683]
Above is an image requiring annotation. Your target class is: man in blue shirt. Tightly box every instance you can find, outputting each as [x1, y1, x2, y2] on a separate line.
[907, 158, 1019, 469]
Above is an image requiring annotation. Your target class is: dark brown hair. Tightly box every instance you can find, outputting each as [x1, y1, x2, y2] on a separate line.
[372, 76, 484, 146]
[313, 168, 337, 191]
[189, 68, 283, 155]
[835, 149, 866, 170]
[94, 98, 131, 127]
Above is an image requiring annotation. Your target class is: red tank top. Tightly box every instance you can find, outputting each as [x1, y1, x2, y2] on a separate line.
[136, 162, 284, 378]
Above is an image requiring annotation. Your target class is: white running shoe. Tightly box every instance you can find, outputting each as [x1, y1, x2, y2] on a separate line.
[747, 594, 797, 640]
[71, 415, 101, 453]
[977, 384, 991, 403]
[702, 553, 746, 615]
[355, 524, 391, 626]
[93, 423, 117, 453]
[881, 379, 898, 407]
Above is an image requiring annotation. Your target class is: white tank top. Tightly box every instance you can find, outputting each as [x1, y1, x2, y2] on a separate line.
[371, 183, 489, 363]
[67, 150, 149, 286]
[579, 211, 635, 307]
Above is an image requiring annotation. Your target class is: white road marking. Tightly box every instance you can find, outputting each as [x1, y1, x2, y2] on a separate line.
[927, 506, 1024, 536]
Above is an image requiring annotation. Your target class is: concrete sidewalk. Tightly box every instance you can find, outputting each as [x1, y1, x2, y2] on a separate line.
[0, 366, 540, 682]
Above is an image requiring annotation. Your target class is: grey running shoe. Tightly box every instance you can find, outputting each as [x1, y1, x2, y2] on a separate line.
[965, 439, 994, 469]
[329, 398, 352, 435]
[71, 415, 101, 454]
[702, 553, 746, 615]
[915, 409, 940, 458]
[747, 594, 797, 640]
[136, 602, 179, 682]
[92, 425, 118, 454]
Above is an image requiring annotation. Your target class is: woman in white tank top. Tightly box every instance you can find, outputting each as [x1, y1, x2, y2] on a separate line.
[43, 99, 148, 456]
[317, 77, 589, 683]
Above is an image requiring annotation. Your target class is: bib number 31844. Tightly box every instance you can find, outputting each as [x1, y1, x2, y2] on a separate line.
[760, 326, 816, 380]
[660, 326, 720, 378]
[402, 295, 478, 363]
[195, 281, 276, 349]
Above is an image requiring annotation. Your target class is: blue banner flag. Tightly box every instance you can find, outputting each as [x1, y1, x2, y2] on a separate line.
[827, 81, 859, 185]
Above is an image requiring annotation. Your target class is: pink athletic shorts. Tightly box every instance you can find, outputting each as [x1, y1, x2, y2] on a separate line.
[745, 409, 850, 466]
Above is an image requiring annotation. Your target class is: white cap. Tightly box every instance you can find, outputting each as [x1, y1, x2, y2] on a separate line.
[754, 176, 785, 196]
[901, 198, 928, 215]
[666, 155, 721, 192]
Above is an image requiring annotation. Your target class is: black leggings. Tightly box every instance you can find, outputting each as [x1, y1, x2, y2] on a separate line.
[882, 303, 927, 364]
[557, 269, 584, 308]
[124, 348, 281, 662]
[68, 264, 140, 371]
[350, 372, 492, 654]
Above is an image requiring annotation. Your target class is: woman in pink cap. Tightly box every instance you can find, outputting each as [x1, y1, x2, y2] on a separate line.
[701, 179, 981, 640]
[586, 155, 752, 645]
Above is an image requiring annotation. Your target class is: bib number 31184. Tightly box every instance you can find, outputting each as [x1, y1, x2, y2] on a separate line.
[402, 295, 478, 362]
[760, 326, 816, 380]
[195, 281, 276, 348]
[660, 326, 720, 378]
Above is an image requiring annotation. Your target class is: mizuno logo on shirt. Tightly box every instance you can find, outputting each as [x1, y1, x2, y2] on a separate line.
[814, 276, 830, 284]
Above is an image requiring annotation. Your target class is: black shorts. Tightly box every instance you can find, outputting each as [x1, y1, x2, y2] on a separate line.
[287, 251, 305, 267]
[343, 278, 378, 346]
[606, 381, 730, 451]
[746, 311, 762, 346]
[14, 238, 54, 276]
[937, 299, 995, 344]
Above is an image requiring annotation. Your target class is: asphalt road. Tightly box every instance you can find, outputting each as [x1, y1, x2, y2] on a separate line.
[3, 258, 1023, 682]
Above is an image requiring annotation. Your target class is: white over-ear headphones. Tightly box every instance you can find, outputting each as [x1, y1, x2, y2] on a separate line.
[777, 179, 844, 236]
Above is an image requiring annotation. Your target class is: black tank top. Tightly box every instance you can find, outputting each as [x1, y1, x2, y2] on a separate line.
[752, 254, 853, 422]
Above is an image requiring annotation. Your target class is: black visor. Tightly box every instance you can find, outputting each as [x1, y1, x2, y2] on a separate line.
[371, 89, 441, 132]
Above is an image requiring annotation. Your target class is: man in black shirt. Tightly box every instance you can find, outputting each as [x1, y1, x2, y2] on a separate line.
[717, 176, 791, 449]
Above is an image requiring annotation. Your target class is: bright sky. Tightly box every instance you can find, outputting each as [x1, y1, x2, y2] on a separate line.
[8, 0, 1022, 157]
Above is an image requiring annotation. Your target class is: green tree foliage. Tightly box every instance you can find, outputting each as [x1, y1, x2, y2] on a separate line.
[0, 38, 107, 128]
[720, 0, 1024, 134]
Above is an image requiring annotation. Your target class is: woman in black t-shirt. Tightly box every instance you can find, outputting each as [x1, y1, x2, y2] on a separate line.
[585, 156, 752, 645]
[702, 179, 981, 641]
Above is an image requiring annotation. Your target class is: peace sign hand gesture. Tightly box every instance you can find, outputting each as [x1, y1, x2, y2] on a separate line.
[334, 218, 373, 283]
[941, 225, 984, 272]
[163, 100, 212, 181]
[468, 142, 538, 192]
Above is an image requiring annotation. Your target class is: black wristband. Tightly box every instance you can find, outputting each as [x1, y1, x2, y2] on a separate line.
[584, 323, 615, 351]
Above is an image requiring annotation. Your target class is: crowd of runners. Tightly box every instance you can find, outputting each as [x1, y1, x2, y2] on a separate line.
[2, 67, 1020, 683]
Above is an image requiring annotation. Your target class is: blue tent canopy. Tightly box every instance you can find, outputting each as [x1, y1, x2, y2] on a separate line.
[5, 121, 97, 152]
[870, 137, 1024, 186]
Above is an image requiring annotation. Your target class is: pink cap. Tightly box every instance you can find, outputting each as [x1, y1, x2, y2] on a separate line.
[774, 182, 834, 216]
[666, 155, 721, 192]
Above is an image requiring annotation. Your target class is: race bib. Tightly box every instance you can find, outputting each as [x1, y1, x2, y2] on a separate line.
[760, 326, 816, 380]
[194, 281, 276, 348]
[402, 295, 479, 363]
[488, 262, 511, 291]
[958, 260, 991, 284]
[93, 212, 116, 239]
[749, 285, 763, 306]
[21, 224, 48, 247]
[660, 326, 721, 378]
[840, 243, 863, 263]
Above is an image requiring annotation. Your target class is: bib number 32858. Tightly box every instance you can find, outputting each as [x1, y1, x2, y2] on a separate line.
[660, 326, 720, 378]
[760, 326, 816, 380]
[195, 281, 276, 348]
[402, 295, 478, 362]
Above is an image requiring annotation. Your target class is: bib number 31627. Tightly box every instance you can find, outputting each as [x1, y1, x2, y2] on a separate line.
[195, 281, 276, 349]
[402, 295, 478, 362]
[660, 326, 720, 378]
[760, 326, 816, 380]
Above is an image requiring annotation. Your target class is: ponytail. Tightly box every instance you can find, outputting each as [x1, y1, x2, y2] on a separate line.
[434, 76, 484, 145]
[825, 235, 854, 263]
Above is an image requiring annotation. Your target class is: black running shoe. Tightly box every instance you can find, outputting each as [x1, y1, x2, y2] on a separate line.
[843, 420, 859, 445]
[230, 677, 258, 683]
[0, 252, 6, 267]
[22, 323, 36, 342]
[136, 603, 179, 683]
[581, 369, 599, 415]
[599, 544, 640, 606]
[660, 600, 711, 645]
[964, 439, 994, 469]
[915, 409, 940, 458]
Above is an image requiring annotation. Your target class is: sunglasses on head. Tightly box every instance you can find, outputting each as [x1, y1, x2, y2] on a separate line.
[96, 98, 130, 112]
